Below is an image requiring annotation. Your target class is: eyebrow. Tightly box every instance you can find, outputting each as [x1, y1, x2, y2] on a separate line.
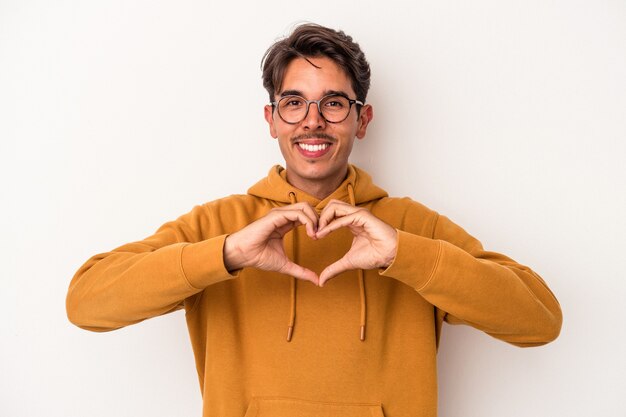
[280, 89, 304, 98]
[279, 89, 351, 99]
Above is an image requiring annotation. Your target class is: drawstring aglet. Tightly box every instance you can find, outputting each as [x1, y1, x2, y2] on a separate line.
[360, 325, 366, 341]
[287, 326, 294, 342]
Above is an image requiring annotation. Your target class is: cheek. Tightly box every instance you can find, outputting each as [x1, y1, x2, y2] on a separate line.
[342, 140, 356, 156]
[273, 120, 296, 138]
[277, 138, 293, 157]
[335, 125, 359, 146]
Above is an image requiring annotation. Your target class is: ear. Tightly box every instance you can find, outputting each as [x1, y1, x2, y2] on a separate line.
[264, 105, 278, 138]
[355, 104, 373, 139]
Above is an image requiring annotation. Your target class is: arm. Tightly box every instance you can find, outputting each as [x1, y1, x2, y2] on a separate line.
[316, 200, 562, 347]
[66, 201, 321, 332]
[66, 205, 235, 332]
[382, 213, 562, 347]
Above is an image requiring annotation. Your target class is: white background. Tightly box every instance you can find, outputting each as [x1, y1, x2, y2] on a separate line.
[1, 1, 625, 416]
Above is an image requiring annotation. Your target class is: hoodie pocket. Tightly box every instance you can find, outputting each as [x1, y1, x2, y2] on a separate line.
[243, 397, 385, 417]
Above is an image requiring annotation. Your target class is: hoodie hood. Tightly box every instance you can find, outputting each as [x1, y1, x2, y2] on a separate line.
[247, 164, 388, 207]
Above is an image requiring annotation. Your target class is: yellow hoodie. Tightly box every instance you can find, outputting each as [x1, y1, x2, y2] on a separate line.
[67, 165, 562, 417]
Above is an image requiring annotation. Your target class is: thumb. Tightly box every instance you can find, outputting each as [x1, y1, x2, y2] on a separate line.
[279, 261, 319, 286]
[319, 256, 355, 287]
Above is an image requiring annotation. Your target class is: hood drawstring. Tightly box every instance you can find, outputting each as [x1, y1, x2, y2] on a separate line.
[287, 192, 297, 342]
[285, 186, 366, 342]
[348, 183, 367, 342]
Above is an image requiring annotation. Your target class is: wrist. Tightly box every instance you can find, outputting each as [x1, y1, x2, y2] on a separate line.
[223, 234, 246, 272]
[381, 229, 399, 268]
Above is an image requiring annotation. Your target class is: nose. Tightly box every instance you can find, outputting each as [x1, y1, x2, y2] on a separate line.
[302, 101, 326, 130]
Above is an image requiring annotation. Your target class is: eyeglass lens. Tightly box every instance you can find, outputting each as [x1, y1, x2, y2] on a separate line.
[278, 95, 352, 123]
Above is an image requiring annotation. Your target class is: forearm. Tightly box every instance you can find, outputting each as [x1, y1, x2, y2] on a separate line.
[382, 229, 562, 347]
[66, 235, 234, 332]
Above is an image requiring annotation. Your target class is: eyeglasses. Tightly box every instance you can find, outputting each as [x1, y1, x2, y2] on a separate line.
[271, 94, 364, 124]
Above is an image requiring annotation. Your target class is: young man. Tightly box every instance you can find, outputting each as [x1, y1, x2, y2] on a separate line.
[67, 23, 562, 417]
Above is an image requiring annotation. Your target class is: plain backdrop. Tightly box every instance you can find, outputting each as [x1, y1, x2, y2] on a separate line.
[1, 1, 625, 416]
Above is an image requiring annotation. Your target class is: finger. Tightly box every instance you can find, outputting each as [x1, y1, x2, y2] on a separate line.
[279, 261, 319, 286]
[291, 202, 319, 237]
[288, 202, 319, 228]
[318, 200, 358, 230]
[318, 256, 354, 287]
[278, 201, 319, 221]
[316, 211, 366, 239]
[284, 204, 319, 236]
[271, 209, 318, 238]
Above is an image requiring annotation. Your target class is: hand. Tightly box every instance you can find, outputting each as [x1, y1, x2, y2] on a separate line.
[223, 202, 319, 285]
[316, 200, 398, 286]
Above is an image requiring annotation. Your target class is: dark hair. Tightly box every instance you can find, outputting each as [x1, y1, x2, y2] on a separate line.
[261, 23, 371, 104]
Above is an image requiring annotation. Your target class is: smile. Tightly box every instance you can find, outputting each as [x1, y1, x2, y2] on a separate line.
[294, 140, 333, 158]
[298, 143, 330, 152]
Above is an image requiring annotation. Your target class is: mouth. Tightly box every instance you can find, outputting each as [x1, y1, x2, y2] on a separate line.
[292, 134, 335, 159]
[294, 140, 333, 159]
[298, 142, 330, 152]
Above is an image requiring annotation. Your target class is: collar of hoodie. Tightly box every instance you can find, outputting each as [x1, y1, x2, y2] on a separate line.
[247, 165, 388, 209]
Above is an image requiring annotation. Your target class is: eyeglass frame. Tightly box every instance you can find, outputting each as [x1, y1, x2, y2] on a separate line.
[270, 93, 365, 124]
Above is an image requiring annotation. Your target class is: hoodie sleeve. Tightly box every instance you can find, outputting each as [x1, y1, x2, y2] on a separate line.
[380, 212, 562, 347]
[66, 204, 236, 332]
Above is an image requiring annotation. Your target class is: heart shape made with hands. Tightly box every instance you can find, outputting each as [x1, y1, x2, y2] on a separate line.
[224, 200, 398, 287]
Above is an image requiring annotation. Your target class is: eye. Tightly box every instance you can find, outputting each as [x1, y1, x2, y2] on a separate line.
[322, 96, 347, 108]
[281, 96, 305, 108]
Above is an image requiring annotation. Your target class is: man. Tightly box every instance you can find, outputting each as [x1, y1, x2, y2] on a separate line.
[67, 23, 562, 417]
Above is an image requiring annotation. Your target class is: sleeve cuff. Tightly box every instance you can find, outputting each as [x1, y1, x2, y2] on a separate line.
[180, 234, 237, 289]
[379, 229, 443, 291]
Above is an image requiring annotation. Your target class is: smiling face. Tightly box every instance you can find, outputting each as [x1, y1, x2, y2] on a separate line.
[264, 56, 373, 199]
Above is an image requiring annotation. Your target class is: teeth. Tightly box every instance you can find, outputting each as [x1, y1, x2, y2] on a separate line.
[298, 143, 329, 152]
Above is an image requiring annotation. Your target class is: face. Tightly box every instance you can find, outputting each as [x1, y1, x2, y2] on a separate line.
[264, 56, 373, 197]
